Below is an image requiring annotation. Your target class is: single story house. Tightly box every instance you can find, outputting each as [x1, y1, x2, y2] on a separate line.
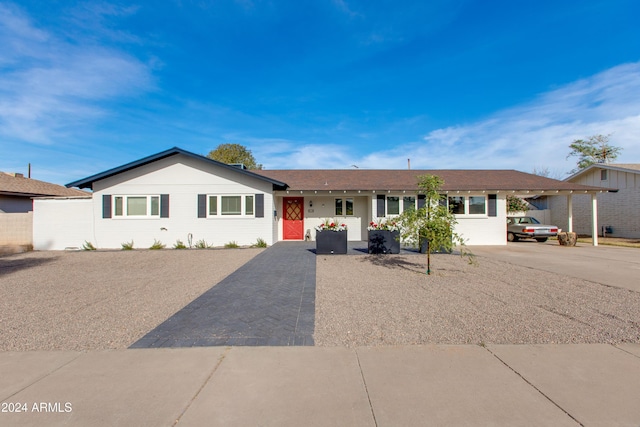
[548, 163, 639, 238]
[32, 147, 610, 250]
[0, 172, 87, 213]
[1, 172, 87, 248]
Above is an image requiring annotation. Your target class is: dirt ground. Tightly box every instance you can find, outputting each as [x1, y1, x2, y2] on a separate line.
[0, 249, 262, 351]
[577, 236, 640, 248]
[2, 246, 640, 351]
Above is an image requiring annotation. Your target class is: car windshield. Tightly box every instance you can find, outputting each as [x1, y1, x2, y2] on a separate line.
[520, 217, 540, 224]
[509, 217, 541, 224]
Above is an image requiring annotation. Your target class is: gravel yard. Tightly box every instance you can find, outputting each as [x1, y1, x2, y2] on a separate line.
[2, 248, 640, 351]
[314, 253, 640, 347]
[0, 249, 262, 351]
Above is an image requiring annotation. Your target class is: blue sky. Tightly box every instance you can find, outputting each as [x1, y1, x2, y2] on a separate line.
[1, 0, 639, 185]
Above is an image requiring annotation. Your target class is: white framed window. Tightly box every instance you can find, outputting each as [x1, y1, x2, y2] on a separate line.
[447, 195, 487, 216]
[335, 198, 354, 216]
[381, 195, 418, 216]
[113, 195, 160, 218]
[468, 196, 486, 215]
[403, 196, 416, 212]
[386, 196, 400, 215]
[600, 169, 608, 181]
[207, 195, 255, 217]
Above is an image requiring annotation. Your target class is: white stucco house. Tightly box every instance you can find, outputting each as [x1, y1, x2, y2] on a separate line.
[549, 163, 640, 239]
[33, 147, 610, 250]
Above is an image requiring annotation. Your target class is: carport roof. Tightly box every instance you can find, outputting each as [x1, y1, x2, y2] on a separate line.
[254, 169, 610, 194]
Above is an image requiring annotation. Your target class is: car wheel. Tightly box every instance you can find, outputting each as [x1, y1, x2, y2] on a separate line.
[507, 232, 517, 242]
[535, 237, 548, 243]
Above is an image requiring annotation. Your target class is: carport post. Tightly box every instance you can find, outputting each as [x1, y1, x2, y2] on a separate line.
[566, 195, 573, 233]
[591, 193, 598, 247]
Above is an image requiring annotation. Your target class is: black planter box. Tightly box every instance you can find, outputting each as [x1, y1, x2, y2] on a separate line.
[316, 230, 347, 254]
[368, 230, 400, 254]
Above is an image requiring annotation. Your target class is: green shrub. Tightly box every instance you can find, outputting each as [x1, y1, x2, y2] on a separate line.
[194, 239, 213, 249]
[173, 240, 187, 249]
[224, 241, 239, 248]
[82, 241, 97, 251]
[253, 238, 268, 248]
[149, 239, 165, 250]
[506, 195, 529, 213]
[121, 240, 134, 250]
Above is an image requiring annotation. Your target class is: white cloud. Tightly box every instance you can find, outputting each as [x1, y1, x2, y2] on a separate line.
[0, 3, 153, 144]
[251, 62, 640, 174]
[355, 62, 640, 174]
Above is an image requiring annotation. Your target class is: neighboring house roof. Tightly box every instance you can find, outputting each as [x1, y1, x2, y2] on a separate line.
[0, 172, 89, 198]
[66, 147, 288, 190]
[255, 169, 608, 194]
[566, 163, 640, 181]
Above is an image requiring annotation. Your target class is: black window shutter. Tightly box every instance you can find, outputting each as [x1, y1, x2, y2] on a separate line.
[255, 194, 264, 218]
[376, 195, 385, 217]
[417, 194, 426, 209]
[197, 194, 206, 218]
[160, 194, 170, 218]
[102, 195, 112, 218]
[488, 194, 497, 217]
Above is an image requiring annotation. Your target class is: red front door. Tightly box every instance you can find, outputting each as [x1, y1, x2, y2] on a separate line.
[283, 197, 304, 240]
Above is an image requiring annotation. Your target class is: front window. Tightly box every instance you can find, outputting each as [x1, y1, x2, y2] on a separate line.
[335, 198, 354, 216]
[345, 198, 354, 215]
[386, 197, 400, 215]
[448, 196, 465, 214]
[403, 196, 416, 212]
[221, 196, 242, 215]
[448, 196, 487, 216]
[113, 195, 160, 218]
[468, 196, 486, 215]
[207, 195, 255, 217]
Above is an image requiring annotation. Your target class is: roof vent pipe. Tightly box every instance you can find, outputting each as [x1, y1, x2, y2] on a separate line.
[407, 158, 411, 170]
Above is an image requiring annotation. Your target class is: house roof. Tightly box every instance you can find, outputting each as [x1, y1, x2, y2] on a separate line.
[64, 146, 610, 194]
[66, 147, 288, 190]
[254, 169, 608, 194]
[566, 163, 640, 181]
[0, 172, 89, 198]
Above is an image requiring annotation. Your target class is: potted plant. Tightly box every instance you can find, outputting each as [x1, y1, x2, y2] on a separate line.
[315, 219, 348, 254]
[367, 218, 400, 254]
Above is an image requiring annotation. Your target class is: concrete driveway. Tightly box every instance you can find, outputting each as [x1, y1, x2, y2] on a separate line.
[472, 242, 640, 292]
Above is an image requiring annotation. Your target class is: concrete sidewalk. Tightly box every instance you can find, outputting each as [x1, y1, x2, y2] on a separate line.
[2, 344, 640, 426]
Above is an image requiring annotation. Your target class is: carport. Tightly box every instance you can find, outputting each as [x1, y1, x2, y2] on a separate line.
[510, 188, 612, 246]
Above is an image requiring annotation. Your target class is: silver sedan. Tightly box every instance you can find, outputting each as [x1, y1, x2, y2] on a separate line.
[507, 216, 559, 243]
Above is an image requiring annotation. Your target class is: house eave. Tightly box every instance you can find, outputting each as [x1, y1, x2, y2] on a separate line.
[66, 147, 288, 190]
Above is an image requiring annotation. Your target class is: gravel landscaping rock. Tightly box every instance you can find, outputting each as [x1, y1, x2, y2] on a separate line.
[0, 249, 262, 351]
[314, 254, 640, 347]
[2, 248, 639, 351]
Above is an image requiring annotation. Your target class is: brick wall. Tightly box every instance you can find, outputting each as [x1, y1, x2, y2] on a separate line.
[549, 170, 640, 238]
[0, 212, 33, 245]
